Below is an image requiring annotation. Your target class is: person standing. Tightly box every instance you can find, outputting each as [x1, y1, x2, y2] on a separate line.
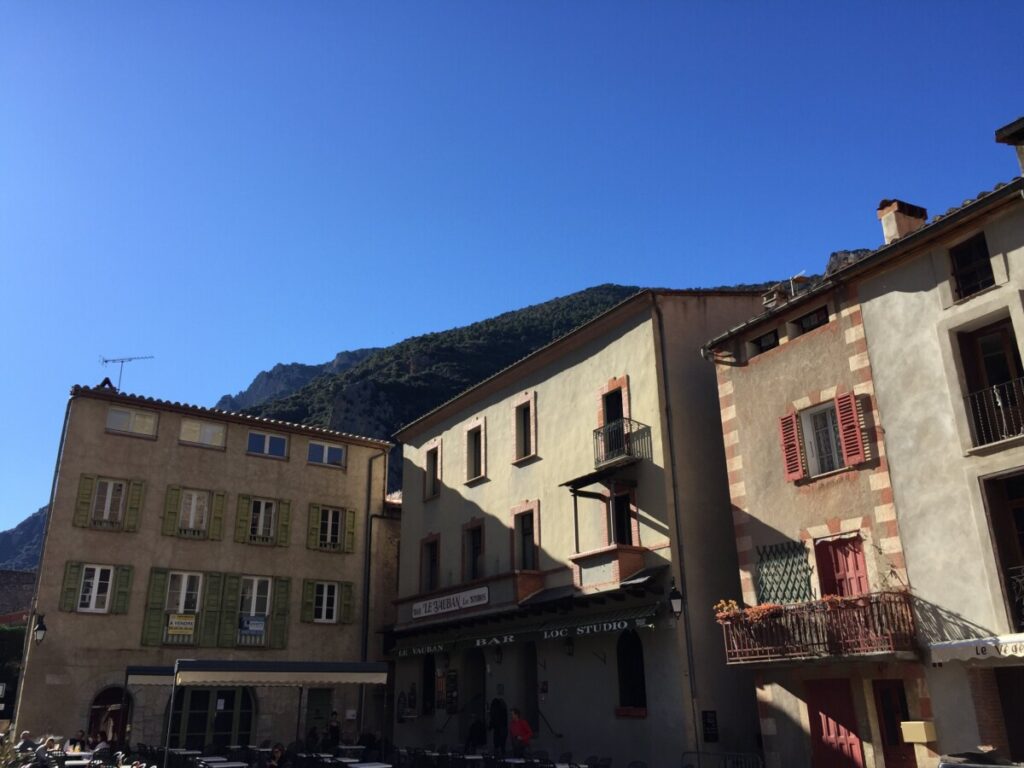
[488, 698, 508, 755]
[327, 712, 341, 748]
[509, 709, 533, 758]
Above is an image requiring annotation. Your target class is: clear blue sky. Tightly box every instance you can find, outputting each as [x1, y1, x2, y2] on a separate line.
[1, 2, 1022, 529]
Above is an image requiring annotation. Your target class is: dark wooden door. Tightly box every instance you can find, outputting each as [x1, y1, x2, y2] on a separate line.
[872, 680, 916, 768]
[805, 679, 864, 768]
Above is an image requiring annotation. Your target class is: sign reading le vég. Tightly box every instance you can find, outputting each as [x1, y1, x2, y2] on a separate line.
[413, 586, 489, 619]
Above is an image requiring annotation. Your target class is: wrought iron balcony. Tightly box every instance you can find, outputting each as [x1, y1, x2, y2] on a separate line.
[721, 591, 916, 664]
[966, 377, 1024, 446]
[593, 418, 652, 467]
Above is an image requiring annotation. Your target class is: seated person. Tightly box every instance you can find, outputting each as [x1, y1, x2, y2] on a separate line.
[68, 731, 89, 752]
[35, 737, 57, 765]
[16, 732, 39, 753]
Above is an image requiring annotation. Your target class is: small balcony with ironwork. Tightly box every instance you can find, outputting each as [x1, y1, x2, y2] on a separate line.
[959, 318, 1024, 449]
[720, 591, 917, 664]
[593, 418, 653, 468]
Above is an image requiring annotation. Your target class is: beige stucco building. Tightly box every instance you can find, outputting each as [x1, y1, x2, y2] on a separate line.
[16, 382, 393, 748]
[390, 290, 764, 766]
[704, 117, 1024, 766]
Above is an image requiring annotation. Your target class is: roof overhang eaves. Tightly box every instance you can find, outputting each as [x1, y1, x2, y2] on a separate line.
[702, 176, 1024, 352]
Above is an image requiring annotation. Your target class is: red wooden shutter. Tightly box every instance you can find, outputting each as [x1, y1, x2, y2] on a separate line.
[778, 412, 806, 482]
[835, 393, 866, 467]
[816, 538, 869, 597]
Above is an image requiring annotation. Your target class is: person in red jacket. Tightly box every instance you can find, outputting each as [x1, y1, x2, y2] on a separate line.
[509, 708, 533, 758]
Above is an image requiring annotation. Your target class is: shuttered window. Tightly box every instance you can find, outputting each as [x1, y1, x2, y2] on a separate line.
[815, 536, 870, 597]
[779, 393, 867, 481]
[61, 562, 131, 615]
[778, 413, 805, 482]
[73, 475, 144, 531]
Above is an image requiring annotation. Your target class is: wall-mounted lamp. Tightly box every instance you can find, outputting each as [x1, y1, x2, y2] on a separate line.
[564, 637, 574, 657]
[33, 615, 47, 645]
[494, 646, 503, 665]
[668, 581, 683, 620]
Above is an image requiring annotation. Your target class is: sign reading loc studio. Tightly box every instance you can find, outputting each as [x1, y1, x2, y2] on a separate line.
[412, 586, 489, 619]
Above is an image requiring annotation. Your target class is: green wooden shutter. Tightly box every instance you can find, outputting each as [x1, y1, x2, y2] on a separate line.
[209, 492, 226, 540]
[307, 504, 321, 550]
[276, 500, 291, 547]
[343, 509, 357, 553]
[60, 561, 84, 611]
[124, 480, 145, 532]
[218, 574, 241, 647]
[162, 486, 182, 536]
[198, 572, 224, 647]
[235, 496, 252, 543]
[111, 566, 133, 614]
[141, 568, 169, 646]
[73, 475, 97, 528]
[339, 582, 354, 624]
[301, 579, 316, 623]
[269, 577, 290, 649]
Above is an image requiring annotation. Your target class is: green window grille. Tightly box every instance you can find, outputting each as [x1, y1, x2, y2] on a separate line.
[756, 541, 812, 604]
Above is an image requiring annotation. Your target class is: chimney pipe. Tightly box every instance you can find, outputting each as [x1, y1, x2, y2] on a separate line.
[995, 116, 1024, 175]
[877, 199, 928, 245]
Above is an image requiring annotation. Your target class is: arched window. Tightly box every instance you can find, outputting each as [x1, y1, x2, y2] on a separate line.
[89, 687, 132, 746]
[616, 629, 647, 711]
[422, 654, 436, 715]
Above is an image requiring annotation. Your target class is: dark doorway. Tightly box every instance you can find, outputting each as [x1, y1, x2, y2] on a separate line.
[461, 649, 487, 747]
[602, 389, 625, 458]
[982, 473, 1024, 631]
[306, 689, 332, 741]
[166, 687, 256, 749]
[995, 667, 1024, 760]
[815, 537, 869, 597]
[805, 679, 864, 768]
[421, 654, 436, 716]
[611, 493, 632, 545]
[872, 680, 916, 768]
[88, 687, 131, 746]
[522, 642, 540, 733]
[959, 319, 1024, 445]
[603, 389, 624, 424]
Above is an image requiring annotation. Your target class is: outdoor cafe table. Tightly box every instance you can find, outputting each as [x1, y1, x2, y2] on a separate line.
[338, 747, 366, 753]
[350, 763, 390, 768]
[212, 762, 249, 768]
[65, 761, 91, 768]
[198, 757, 228, 763]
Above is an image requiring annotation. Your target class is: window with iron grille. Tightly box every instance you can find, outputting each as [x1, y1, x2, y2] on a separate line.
[755, 542, 813, 604]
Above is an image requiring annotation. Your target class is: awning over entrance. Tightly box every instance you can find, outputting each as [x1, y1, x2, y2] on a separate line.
[126, 661, 388, 687]
[394, 602, 659, 657]
[930, 633, 1024, 663]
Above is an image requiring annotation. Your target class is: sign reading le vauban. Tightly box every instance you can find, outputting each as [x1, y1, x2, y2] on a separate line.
[413, 586, 489, 619]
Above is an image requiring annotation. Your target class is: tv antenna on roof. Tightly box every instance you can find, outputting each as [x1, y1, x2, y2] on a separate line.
[100, 355, 154, 391]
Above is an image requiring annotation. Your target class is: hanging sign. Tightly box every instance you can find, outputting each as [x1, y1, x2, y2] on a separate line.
[413, 586, 489, 619]
[240, 615, 266, 635]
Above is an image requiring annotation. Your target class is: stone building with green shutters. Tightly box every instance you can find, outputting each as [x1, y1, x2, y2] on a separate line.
[16, 381, 392, 747]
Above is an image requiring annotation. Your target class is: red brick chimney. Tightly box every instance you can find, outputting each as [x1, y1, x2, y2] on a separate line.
[877, 199, 928, 245]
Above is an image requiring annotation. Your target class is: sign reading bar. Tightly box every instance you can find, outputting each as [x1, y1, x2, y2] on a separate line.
[167, 614, 197, 636]
[413, 586, 489, 619]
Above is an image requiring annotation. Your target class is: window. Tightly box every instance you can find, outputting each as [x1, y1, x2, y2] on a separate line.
[750, 329, 780, 356]
[951, 232, 994, 300]
[424, 446, 441, 499]
[106, 406, 158, 437]
[179, 418, 226, 448]
[421, 538, 440, 592]
[92, 478, 126, 528]
[793, 306, 829, 335]
[247, 431, 287, 458]
[179, 489, 209, 536]
[314, 582, 338, 623]
[611, 493, 633, 546]
[815, 536, 869, 597]
[779, 393, 865, 482]
[319, 507, 342, 550]
[616, 629, 648, 713]
[308, 441, 346, 468]
[166, 572, 202, 613]
[250, 499, 276, 544]
[515, 512, 537, 571]
[514, 393, 537, 461]
[464, 524, 484, 581]
[755, 542, 813, 604]
[801, 403, 842, 476]
[238, 576, 271, 644]
[78, 565, 114, 612]
[466, 426, 484, 481]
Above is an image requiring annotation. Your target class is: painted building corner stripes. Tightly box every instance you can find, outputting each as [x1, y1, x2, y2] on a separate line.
[717, 366, 754, 603]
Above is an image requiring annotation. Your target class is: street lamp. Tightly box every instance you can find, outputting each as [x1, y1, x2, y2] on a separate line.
[668, 582, 683, 620]
[33, 615, 47, 644]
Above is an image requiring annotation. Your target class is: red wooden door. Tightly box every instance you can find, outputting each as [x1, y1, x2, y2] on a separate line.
[816, 537, 869, 596]
[805, 679, 864, 768]
[872, 680, 917, 768]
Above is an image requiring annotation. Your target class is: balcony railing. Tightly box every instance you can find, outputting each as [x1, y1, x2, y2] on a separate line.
[966, 377, 1024, 446]
[593, 418, 652, 467]
[177, 527, 206, 539]
[163, 613, 197, 645]
[91, 516, 123, 530]
[721, 591, 915, 664]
